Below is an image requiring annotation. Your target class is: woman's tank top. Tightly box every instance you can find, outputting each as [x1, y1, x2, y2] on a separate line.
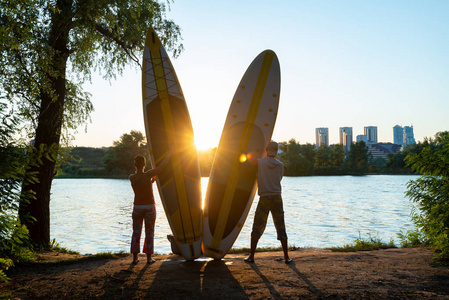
[131, 176, 155, 205]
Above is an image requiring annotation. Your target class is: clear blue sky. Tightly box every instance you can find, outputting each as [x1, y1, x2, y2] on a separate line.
[74, 0, 449, 149]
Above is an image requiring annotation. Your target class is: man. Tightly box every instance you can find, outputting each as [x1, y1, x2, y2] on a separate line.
[244, 141, 292, 264]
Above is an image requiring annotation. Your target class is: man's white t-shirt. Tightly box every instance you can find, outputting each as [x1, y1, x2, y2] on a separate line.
[257, 156, 284, 197]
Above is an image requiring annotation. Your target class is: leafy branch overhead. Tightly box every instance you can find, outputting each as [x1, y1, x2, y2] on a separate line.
[0, 0, 183, 143]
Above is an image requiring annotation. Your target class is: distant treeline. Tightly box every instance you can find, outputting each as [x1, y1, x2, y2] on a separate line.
[58, 131, 216, 178]
[57, 130, 438, 179]
[277, 139, 420, 176]
[58, 145, 215, 178]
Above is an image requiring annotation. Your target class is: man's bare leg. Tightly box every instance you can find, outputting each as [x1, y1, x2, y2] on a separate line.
[281, 239, 293, 264]
[244, 236, 259, 263]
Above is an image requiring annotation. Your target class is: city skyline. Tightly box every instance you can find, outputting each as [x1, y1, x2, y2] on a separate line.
[315, 124, 415, 147]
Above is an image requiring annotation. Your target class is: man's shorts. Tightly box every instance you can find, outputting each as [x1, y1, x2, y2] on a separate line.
[251, 194, 288, 241]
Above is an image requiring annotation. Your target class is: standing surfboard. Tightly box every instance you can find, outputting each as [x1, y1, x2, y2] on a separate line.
[202, 50, 281, 259]
[142, 27, 202, 260]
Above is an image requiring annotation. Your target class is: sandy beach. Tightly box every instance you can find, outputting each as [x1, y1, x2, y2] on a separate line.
[2, 247, 449, 299]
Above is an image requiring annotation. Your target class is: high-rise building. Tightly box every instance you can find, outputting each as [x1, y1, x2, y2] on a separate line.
[339, 127, 353, 152]
[315, 127, 329, 147]
[356, 135, 368, 143]
[403, 126, 416, 146]
[393, 125, 415, 148]
[364, 126, 378, 145]
[393, 125, 404, 145]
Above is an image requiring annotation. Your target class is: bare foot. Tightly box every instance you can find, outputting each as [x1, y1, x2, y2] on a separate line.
[147, 258, 156, 264]
[244, 256, 255, 263]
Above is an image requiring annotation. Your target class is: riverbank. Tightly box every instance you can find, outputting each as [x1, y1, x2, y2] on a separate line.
[55, 172, 417, 179]
[2, 247, 448, 299]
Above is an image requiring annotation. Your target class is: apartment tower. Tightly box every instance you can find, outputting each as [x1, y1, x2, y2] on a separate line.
[364, 126, 378, 145]
[315, 127, 329, 147]
[403, 126, 416, 146]
[339, 127, 353, 152]
[393, 125, 404, 145]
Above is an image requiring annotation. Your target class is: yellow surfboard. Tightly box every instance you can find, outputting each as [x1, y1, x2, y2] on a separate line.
[142, 28, 202, 260]
[202, 50, 281, 259]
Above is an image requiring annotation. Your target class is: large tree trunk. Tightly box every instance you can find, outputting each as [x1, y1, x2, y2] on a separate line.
[19, 0, 72, 247]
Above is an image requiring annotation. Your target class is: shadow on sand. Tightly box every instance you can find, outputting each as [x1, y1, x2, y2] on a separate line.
[287, 261, 324, 299]
[248, 263, 283, 299]
[202, 259, 248, 299]
[141, 257, 247, 299]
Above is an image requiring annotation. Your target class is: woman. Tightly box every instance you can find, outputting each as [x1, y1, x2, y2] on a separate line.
[129, 149, 171, 264]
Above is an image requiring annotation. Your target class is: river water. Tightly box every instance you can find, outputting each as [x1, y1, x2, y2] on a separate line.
[50, 175, 419, 254]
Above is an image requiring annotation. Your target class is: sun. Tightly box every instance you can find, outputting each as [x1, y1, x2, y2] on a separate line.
[194, 129, 219, 151]
[194, 136, 217, 151]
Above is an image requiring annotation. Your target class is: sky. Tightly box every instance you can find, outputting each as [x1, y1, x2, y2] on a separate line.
[73, 0, 449, 150]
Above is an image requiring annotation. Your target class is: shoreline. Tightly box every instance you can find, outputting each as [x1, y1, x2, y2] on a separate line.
[54, 173, 418, 179]
[2, 247, 448, 299]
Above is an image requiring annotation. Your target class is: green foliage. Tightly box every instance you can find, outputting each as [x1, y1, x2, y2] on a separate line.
[314, 144, 346, 173]
[405, 131, 449, 260]
[0, 104, 36, 282]
[279, 139, 315, 176]
[347, 141, 370, 174]
[370, 157, 387, 169]
[48, 239, 79, 255]
[385, 143, 426, 173]
[58, 147, 109, 177]
[279, 140, 349, 176]
[103, 130, 149, 176]
[328, 236, 397, 252]
[0, 258, 13, 282]
[330, 144, 345, 167]
[315, 145, 331, 167]
[0, 0, 183, 144]
[398, 229, 429, 248]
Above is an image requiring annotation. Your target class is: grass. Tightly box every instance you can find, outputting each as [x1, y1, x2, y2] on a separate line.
[48, 239, 79, 255]
[327, 236, 397, 252]
[41, 251, 129, 265]
[228, 238, 397, 254]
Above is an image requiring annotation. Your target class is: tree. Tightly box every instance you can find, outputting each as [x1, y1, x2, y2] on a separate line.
[299, 143, 316, 167]
[59, 147, 109, 177]
[347, 141, 370, 174]
[279, 139, 314, 176]
[386, 151, 408, 171]
[405, 131, 449, 260]
[1, 0, 183, 246]
[104, 131, 148, 176]
[330, 144, 345, 167]
[315, 145, 331, 167]
[386, 142, 426, 173]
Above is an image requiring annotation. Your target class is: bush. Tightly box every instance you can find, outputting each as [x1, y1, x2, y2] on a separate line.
[398, 229, 429, 248]
[405, 131, 449, 260]
[0, 104, 36, 282]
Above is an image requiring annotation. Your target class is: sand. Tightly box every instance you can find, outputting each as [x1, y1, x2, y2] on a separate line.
[2, 247, 449, 299]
